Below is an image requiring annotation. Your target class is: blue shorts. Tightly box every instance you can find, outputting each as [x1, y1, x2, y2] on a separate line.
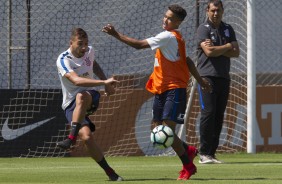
[64, 90, 100, 132]
[152, 88, 187, 124]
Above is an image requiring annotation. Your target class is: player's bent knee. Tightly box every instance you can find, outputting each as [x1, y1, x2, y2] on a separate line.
[76, 93, 89, 102]
[80, 133, 92, 142]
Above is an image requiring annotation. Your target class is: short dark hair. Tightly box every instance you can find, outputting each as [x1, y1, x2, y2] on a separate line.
[71, 27, 88, 40]
[207, 0, 224, 10]
[168, 4, 187, 21]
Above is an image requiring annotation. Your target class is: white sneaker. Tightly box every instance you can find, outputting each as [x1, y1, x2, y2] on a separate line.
[211, 156, 224, 164]
[199, 155, 214, 164]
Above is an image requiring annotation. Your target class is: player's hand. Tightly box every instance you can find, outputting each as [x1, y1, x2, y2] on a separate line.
[102, 24, 118, 36]
[200, 77, 212, 93]
[104, 77, 119, 85]
[104, 77, 119, 96]
[104, 84, 115, 96]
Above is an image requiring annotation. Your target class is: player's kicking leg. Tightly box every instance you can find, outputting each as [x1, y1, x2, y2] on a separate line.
[80, 126, 123, 181]
[163, 121, 196, 180]
[174, 136, 197, 180]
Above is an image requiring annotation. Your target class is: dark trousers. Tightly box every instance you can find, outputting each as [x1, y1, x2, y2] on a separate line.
[198, 77, 230, 156]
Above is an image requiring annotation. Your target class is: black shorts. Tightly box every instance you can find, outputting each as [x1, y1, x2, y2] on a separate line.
[64, 90, 100, 132]
[152, 88, 187, 124]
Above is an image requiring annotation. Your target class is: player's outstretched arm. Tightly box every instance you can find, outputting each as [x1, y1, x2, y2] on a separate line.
[102, 24, 150, 50]
[65, 71, 119, 87]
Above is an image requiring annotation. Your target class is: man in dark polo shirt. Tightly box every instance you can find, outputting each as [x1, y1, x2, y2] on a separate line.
[196, 0, 240, 164]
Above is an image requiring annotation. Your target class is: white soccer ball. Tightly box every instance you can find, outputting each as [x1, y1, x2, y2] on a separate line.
[150, 125, 174, 149]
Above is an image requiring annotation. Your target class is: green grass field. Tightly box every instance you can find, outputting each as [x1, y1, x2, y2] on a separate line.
[0, 153, 282, 184]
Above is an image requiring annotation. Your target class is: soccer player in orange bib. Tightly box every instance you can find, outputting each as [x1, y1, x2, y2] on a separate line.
[103, 4, 211, 180]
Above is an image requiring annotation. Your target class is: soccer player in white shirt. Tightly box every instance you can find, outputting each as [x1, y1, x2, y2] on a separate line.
[56, 28, 123, 181]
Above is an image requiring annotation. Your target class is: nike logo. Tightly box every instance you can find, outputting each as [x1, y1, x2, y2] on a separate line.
[1, 117, 55, 141]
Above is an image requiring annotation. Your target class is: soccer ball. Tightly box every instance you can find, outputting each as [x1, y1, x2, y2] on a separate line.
[150, 125, 174, 149]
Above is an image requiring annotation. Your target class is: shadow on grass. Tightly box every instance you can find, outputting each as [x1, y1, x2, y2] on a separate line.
[119, 178, 176, 182]
[115, 177, 282, 182]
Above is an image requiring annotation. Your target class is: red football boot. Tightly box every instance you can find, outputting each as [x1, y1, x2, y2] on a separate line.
[177, 162, 197, 180]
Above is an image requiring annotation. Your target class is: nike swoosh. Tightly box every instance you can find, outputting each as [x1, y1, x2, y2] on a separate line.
[1, 117, 55, 141]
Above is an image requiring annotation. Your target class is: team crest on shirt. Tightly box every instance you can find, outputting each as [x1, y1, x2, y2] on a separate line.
[85, 57, 91, 66]
[81, 72, 90, 77]
[224, 29, 230, 37]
